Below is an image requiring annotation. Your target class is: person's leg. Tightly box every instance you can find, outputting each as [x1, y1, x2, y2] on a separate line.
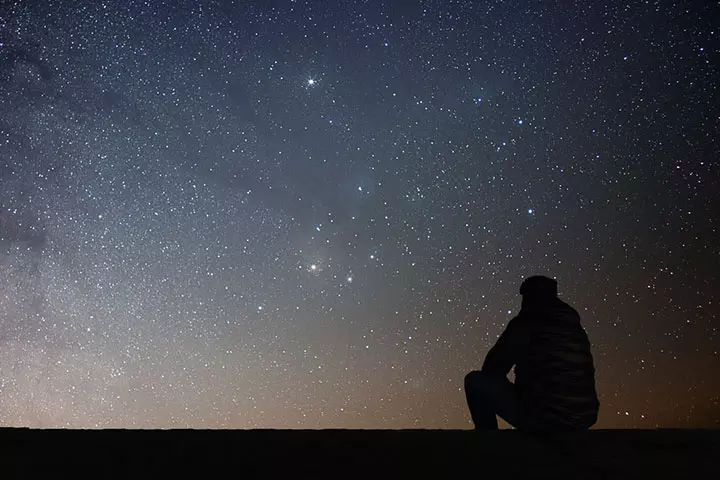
[464, 371, 498, 429]
[464, 370, 521, 430]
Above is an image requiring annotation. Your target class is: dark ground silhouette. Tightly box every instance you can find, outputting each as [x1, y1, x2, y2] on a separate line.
[0, 428, 718, 478]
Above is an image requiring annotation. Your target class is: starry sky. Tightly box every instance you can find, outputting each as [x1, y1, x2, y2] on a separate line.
[0, 0, 718, 429]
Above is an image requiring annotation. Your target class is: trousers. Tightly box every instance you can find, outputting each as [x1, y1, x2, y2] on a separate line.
[464, 370, 523, 430]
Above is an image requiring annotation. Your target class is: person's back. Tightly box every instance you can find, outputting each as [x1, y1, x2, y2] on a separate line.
[512, 296, 599, 430]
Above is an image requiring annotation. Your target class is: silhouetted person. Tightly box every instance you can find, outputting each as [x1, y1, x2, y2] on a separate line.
[465, 276, 599, 431]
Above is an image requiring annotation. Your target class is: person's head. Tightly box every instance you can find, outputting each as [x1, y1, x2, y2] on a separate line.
[519, 276, 558, 306]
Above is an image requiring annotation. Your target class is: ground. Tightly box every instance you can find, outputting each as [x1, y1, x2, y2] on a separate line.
[1, 428, 717, 478]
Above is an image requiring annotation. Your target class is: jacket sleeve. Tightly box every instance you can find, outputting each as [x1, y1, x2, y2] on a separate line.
[482, 317, 525, 377]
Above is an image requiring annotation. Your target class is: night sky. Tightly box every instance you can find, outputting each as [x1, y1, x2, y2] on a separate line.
[1, 0, 718, 429]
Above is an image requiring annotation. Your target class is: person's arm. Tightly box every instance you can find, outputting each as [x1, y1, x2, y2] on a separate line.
[481, 317, 525, 377]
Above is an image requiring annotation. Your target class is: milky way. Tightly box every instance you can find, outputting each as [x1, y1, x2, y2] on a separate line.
[0, 0, 718, 428]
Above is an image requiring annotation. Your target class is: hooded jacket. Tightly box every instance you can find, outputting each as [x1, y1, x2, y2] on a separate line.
[482, 297, 599, 429]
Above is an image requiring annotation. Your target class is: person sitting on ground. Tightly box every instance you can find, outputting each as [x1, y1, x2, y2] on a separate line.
[464, 275, 599, 431]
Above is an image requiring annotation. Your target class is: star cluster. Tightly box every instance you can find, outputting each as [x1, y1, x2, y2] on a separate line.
[0, 0, 718, 428]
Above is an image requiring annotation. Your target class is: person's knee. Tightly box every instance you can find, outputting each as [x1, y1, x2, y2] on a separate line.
[464, 370, 484, 389]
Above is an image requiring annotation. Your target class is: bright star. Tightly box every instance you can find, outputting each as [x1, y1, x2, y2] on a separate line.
[307, 78, 316, 86]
